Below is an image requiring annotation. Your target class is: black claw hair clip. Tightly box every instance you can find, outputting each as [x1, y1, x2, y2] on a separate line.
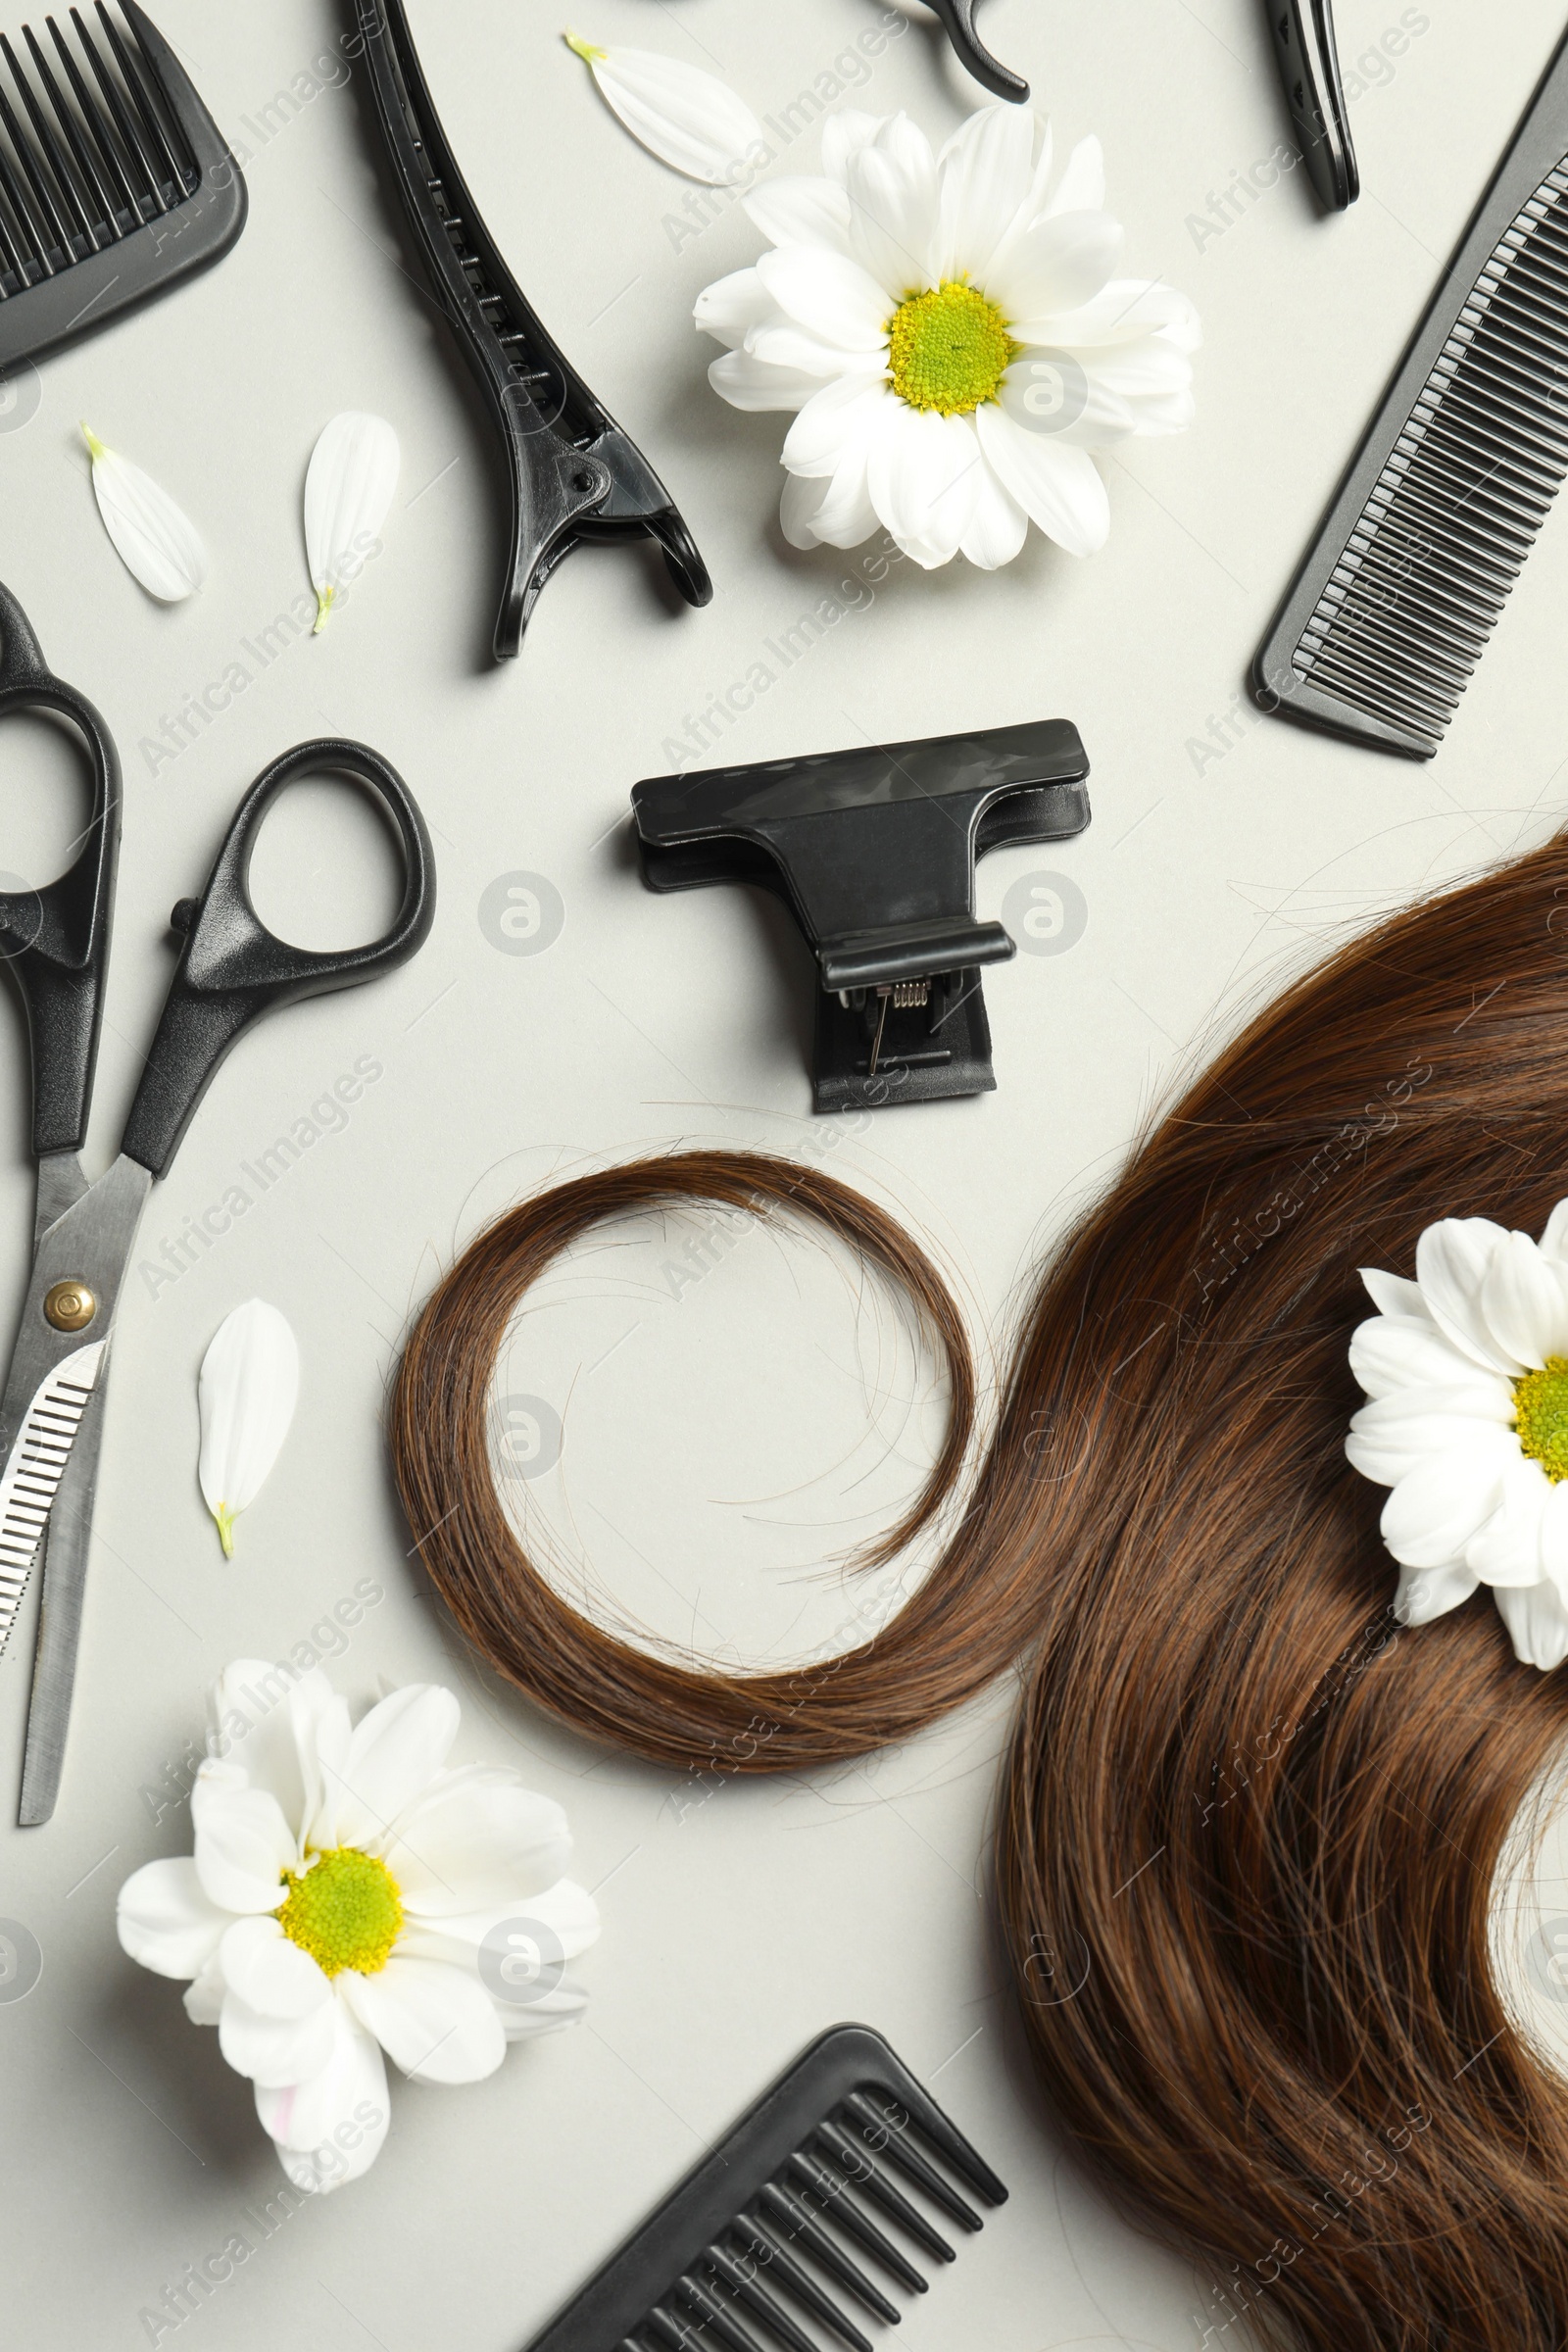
[925, 0, 1029, 103]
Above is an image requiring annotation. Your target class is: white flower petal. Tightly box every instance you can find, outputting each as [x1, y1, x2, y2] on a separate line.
[1348, 1314, 1492, 1402]
[959, 460, 1028, 569]
[207, 1658, 320, 1820]
[808, 440, 880, 548]
[117, 1857, 229, 1981]
[1066, 335, 1193, 401]
[782, 372, 893, 478]
[1026, 277, 1200, 351]
[1347, 1418, 1514, 1490]
[819, 110, 886, 188]
[845, 117, 939, 297]
[1543, 1200, 1568, 1263]
[220, 1914, 332, 2020]
[1361, 1268, 1432, 1323]
[1415, 1218, 1519, 1372]
[567, 36, 765, 186]
[934, 104, 1037, 283]
[303, 412, 399, 634]
[1395, 1560, 1481, 1625]
[83, 425, 206, 603]
[709, 349, 828, 415]
[757, 246, 891, 352]
[387, 1769, 573, 1918]
[191, 1764, 297, 1914]
[1380, 1451, 1509, 1569]
[1481, 1230, 1568, 1370]
[1046, 135, 1106, 218]
[341, 1956, 506, 2084]
[398, 1878, 603, 1967]
[1494, 1580, 1568, 1671]
[318, 1684, 460, 1852]
[974, 406, 1109, 555]
[866, 405, 981, 568]
[998, 353, 1136, 449]
[780, 470, 830, 549]
[256, 1996, 388, 2175]
[742, 176, 851, 253]
[183, 1950, 226, 2027]
[693, 266, 775, 351]
[220, 1985, 339, 2087]
[986, 211, 1123, 327]
[1543, 1481, 1568, 1594]
[198, 1301, 300, 1557]
[1124, 388, 1197, 438]
[1467, 1455, 1553, 1587]
[746, 322, 867, 379]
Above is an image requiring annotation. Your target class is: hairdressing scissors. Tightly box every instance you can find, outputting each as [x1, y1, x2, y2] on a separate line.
[924, 0, 1028, 103]
[1265, 0, 1359, 212]
[0, 580, 436, 1825]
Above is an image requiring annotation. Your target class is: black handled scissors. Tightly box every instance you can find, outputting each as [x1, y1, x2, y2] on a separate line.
[0, 580, 436, 1824]
[924, 0, 1028, 103]
[1266, 0, 1359, 212]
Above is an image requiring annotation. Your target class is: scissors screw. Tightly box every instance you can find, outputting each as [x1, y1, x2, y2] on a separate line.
[44, 1281, 96, 1333]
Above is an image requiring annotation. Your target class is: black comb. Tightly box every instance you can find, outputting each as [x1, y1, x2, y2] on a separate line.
[523, 2024, 1006, 2351]
[1253, 26, 1568, 758]
[0, 0, 244, 368]
[355, 0, 711, 664]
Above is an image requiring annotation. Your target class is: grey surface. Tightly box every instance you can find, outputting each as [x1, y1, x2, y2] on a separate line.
[4, 1, 1568, 2346]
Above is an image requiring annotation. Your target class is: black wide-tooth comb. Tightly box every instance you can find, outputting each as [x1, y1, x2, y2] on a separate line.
[355, 0, 712, 664]
[523, 2025, 1006, 2352]
[1253, 25, 1568, 758]
[0, 0, 244, 368]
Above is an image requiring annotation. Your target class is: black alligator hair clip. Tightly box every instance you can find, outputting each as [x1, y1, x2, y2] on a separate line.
[354, 0, 711, 662]
[1265, 0, 1359, 212]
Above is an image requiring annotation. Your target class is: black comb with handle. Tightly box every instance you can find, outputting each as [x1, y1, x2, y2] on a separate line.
[523, 2024, 1006, 2352]
[1253, 26, 1568, 758]
[355, 0, 711, 664]
[0, 0, 244, 368]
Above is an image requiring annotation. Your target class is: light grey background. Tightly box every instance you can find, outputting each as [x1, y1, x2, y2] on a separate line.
[4, 0, 1568, 2346]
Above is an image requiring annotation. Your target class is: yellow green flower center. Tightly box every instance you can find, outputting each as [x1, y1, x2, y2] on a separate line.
[277, 1846, 402, 1978]
[1514, 1356, 1568, 1482]
[886, 280, 1018, 416]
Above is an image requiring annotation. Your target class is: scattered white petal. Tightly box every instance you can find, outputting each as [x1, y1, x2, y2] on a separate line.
[565, 32, 764, 186]
[198, 1300, 300, 1557]
[82, 424, 206, 603]
[303, 412, 399, 635]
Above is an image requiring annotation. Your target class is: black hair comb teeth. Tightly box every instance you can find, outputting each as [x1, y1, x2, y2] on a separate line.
[523, 2025, 1007, 2352]
[356, 0, 711, 664]
[0, 0, 245, 368]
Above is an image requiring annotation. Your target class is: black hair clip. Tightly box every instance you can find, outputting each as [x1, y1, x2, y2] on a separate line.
[925, 0, 1028, 102]
[1265, 0, 1359, 211]
[632, 720, 1091, 1112]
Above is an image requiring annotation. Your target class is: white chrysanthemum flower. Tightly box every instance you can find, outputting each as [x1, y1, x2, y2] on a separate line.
[1347, 1202, 1568, 1670]
[117, 1661, 598, 2191]
[695, 106, 1199, 571]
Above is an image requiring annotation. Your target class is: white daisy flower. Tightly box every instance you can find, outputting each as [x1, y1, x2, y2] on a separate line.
[1347, 1201, 1568, 1670]
[117, 1660, 599, 2191]
[695, 105, 1199, 571]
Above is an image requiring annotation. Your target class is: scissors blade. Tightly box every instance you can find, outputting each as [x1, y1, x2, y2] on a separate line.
[0, 1338, 106, 1657]
[0, 1153, 149, 1661]
[18, 1378, 110, 1824]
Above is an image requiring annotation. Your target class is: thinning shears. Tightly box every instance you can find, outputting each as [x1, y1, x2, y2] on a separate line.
[0, 580, 436, 1824]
